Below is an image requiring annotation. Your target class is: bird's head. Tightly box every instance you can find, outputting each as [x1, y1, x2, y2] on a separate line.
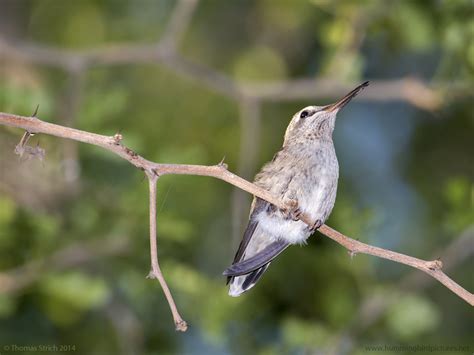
[283, 81, 369, 146]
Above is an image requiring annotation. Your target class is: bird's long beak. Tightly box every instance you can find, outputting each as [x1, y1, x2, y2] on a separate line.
[323, 81, 369, 112]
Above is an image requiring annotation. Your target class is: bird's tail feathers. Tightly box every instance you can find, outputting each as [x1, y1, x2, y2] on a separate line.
[228, 264, 270, 297]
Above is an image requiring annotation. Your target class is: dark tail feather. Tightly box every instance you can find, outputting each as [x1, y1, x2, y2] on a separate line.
[228, 264, 270, 297]
[223, 240, 288, 277]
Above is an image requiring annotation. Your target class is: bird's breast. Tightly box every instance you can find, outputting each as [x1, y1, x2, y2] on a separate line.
[298, 155, 339, 220]
[253, 142, 339, 244]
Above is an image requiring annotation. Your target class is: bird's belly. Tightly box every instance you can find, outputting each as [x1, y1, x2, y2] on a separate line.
[253, 148, 338, 245]
[255, 172, 337, 245]
[255, 212, 309, 245]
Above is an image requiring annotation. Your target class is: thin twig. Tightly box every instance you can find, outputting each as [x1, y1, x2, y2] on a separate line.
[330, 225, 474, 354]
[145, 171, 187, 331]
[0, 112, 472, 331]
[317, 225, 473, 306]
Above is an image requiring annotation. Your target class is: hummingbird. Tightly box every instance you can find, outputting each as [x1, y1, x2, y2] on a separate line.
[223, 81, 369, 297]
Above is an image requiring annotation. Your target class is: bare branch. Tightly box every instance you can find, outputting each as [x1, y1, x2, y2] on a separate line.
[1, 112, 473, 315]
[240, 77, 450, 110]
[57, 68, 86, 184]
[317, 224, 473, 306]
[231, 98, 261, 247]
[330, 225, 474, 354]
[1, 37, 469, 109]
[159, 54, 241, 99]
[401, 226, 474, 290]
[159, 0, 199, 53]
[145, 171, 187, 331]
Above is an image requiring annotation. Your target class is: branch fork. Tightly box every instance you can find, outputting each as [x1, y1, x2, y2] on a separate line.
[0, 111, 472, 333]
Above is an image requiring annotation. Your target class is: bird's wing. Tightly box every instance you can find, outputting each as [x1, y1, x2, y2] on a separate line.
[223, 239, 289, 276]
[231, 197, 266, 264]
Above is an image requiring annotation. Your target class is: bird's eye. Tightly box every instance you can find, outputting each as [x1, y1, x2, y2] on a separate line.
[300, 110, 310, 119]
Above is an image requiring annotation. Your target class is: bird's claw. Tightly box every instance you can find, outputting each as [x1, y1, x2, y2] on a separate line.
[307, 219, 322, 234]
[289, 207, 302, 221]
[282, 199, 301, 221]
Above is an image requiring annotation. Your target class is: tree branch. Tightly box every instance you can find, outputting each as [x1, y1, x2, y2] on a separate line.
[1, 36, 470, 109]
[231, 98, 262, 247]
[317, 224, 473, 306]
[145, 172, 187, 332]
[330, 225, 474, 353]
[158, 0, 200, 53]
[0, 112, 472, 332]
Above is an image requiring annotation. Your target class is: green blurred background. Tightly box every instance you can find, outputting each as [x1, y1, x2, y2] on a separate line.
[0, 0, 473, 354]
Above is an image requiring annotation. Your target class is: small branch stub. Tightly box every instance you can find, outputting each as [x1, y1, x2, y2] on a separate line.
[217, 156, 228, 169]
[31, 104, 40, 118]
[348, 250, 357, 259]
[113, 132, 123, 144]
[14, 131, 45, 161]
[175, 319, 188, 332]
[427, 259, 443, 271]
[15, 131, 35, 156]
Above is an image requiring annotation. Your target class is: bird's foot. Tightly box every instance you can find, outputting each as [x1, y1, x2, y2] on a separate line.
[281, 199, 302, 221]
[307, 219, 322, 234]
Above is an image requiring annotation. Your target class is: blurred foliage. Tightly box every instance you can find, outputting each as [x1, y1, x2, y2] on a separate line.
[0, 0, 473, 355]
[442, 177, 474, 234]
[385, 293, 441, 340]
[233, 46, 288, 82]
[39, 272, 110, 326]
